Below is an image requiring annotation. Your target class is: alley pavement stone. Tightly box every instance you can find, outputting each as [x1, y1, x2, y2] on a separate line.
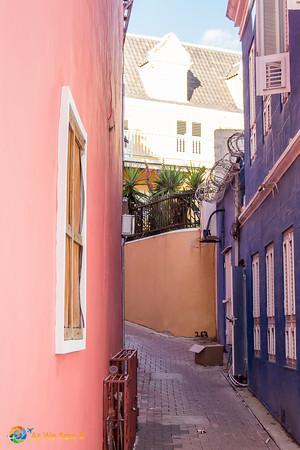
[125, 322, 279, 450]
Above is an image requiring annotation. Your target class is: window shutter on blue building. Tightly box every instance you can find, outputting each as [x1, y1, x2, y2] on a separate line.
[256, 0, 291, 95]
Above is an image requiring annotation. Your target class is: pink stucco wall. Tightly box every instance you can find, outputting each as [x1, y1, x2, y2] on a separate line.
[0, 1, 123, 448]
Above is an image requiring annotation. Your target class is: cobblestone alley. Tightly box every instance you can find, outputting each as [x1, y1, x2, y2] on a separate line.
[126, 322, 279, 450]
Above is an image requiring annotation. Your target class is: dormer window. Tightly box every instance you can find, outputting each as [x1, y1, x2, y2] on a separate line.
[139, 33, 191, 103]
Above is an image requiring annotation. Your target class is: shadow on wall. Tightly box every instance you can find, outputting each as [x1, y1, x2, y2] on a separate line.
[187, 70, 201, 101]
[125, 229, 216, 338]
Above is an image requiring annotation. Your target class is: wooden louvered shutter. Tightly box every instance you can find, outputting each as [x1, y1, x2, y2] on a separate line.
[192, 122, 201, 137]
[177, 121, 186, 135]
[256, 0, 290, 95]
[64, 113, 85, 341]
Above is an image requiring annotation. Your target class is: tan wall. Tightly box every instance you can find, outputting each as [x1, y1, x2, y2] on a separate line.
[125, 229, 216, 338]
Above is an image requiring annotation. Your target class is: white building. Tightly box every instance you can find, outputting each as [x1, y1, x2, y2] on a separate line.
[124, 33, 244, 169]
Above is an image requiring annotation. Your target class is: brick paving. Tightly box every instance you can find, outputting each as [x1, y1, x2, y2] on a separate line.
[125, 322, 279, 450]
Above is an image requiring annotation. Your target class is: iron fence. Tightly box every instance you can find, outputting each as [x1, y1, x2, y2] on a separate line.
[129, 191, 200, 240]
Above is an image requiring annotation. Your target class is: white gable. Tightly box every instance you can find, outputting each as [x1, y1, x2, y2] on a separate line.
[139, 33, 191, 103]
[148, 33, 191, 66]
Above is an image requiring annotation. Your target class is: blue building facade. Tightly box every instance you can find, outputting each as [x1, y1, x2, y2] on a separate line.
[216, 1, 300, 442]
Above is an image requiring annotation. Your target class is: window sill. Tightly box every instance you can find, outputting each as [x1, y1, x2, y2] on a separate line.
[285, 359, 297, 370]
[56, 338, 86, 354]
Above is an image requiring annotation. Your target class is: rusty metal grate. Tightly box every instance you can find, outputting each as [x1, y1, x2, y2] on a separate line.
[103, 350, 138, 450]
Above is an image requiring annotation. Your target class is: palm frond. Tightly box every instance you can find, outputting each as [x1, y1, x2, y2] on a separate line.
[185, 166, 206, 192]
[153, 166, 186, 197]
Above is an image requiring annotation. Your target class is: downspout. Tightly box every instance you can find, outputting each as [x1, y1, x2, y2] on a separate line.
[121, 0, 134, 346]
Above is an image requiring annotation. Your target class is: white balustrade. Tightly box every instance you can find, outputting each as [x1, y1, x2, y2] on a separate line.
[124, 129, 202, 165]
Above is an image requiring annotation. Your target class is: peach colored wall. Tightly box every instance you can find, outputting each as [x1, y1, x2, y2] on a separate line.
[0, 1, 123, 449]
[125, 230, 216, 338]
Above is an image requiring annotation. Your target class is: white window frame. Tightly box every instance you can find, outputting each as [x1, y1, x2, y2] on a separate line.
[263, 95, 272, 136]
[191, 122, 201, 155]
[249, 41, 256, 127]
[249, 41, 257, 161]
[252, 253, 260, 318]
[56, 86, 87, 354]
[283, 228, 295, 316]
[266, 244, 275, 318]
[256, 0, 291, 96]
[250, 124, 257, 161]
[254, 324, 261, 352]
[285, 324, 297, 361]
[252, 253, 261, 355]
[176, 120, 202, 155]
[267, 324, 276, 356]
[266, 244, 276, 359]
[283, 228, 296, 365]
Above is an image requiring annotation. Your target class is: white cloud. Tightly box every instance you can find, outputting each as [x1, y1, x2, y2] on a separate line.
[200, 29, 241, 51]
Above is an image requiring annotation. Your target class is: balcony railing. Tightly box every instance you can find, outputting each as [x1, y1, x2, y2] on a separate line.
[128, 191, 200, 240]
[124, 129, 202, 165]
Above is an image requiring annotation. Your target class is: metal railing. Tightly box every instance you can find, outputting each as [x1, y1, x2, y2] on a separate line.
[128, 191, 200, 240]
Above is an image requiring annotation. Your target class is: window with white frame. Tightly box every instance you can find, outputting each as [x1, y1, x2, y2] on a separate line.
[192, 122, 201, 155]
[266, 244, 276, 360]
[176, 121, 201, 155]
[252, 253, 261, 355]
[263, 95, 272, 136]
[252, 253, 260, 318]
[249, 41, 257, 160]
[254, 325, 261, 352]
[256, 0, 290, 96]
[56, 86, 87, 354]
[283, 228, 297, 366]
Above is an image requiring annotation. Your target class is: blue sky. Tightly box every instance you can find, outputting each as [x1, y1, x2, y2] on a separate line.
[128, 0, 241, 51]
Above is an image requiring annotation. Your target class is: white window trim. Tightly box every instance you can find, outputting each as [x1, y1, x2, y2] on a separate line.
[267, 324, 276, 356]
[55, 86, 88, 354]
[283, 228, 297, 364]
[254, 324, 261, 351]
[249, 41, 256, 127]
[252, 253, 260, 318]
[256, 0, 291, 95]
[285, 323, 297, 361]
[263, 95, 272, 137]
[266, 244, 275, 318]
[250, 124, 257, 162]
[283, 228, 295, 316]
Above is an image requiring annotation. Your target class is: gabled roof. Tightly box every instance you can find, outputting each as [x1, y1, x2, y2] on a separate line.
[124, 34, 242, 113]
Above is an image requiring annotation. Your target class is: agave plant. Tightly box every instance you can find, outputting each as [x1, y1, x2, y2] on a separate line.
[123, 167, 147, 209]
[185, 165, 206, 192]
[153, 166, 186, 197]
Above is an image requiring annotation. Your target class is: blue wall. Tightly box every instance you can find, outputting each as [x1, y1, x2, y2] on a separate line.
[216, 184, 236, 346]
[216, 7, 300, 443]
[240, 159, 300, 440]
[243, 10, 300, 201]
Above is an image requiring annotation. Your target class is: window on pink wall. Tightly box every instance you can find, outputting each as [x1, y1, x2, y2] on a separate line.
[64, 114, 85, 341]
[56, 87, 87, 354]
